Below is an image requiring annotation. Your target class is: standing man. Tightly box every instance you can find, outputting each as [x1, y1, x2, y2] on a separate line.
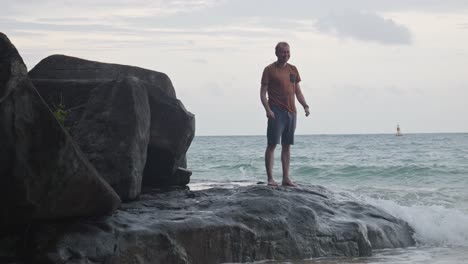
[260, 42, 310, 187]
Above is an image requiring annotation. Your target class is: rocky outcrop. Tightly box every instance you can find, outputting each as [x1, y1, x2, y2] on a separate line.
[0, 33, 120, 230]
[29, 55, 195, 200]
[19, 185, 415, 264]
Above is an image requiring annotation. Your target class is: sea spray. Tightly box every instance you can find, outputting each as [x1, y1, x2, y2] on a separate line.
[360, 196, 468, 247]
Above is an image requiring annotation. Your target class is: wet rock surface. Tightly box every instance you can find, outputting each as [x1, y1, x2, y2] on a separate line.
[23, 184, 415, 264]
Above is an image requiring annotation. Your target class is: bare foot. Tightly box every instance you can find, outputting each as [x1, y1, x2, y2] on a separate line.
[282, 180, 297, 187]
[267, 179, 279, 186]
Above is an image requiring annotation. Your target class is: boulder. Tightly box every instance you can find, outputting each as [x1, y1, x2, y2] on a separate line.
[0, 33, 120, 230]
[22, 185, 415, 264]
[29, 55, 195, 200]
[72, 77, 151, 200]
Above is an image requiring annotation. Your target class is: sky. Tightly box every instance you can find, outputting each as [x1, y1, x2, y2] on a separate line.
[2, 0, 468, 135]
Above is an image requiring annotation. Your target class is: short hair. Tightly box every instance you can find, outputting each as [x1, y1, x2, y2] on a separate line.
[275, 42, 290, 53]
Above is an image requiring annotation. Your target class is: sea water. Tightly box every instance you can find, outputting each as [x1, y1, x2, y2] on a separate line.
[187, 133, 468, 263]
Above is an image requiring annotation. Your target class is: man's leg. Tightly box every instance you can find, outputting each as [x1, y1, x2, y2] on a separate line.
[265, 144, 278, 186]
[281, 110, 296, 187]
[281, 144, 296, 186]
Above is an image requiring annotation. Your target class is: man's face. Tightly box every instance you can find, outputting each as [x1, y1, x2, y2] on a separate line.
[276, 45, 290, 64]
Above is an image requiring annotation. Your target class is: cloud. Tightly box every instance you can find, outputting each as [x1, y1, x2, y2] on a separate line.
[2, 0, 223, 20]
[0, 18, 128, 33]
[192, 58, 208, 64]
[315, 10, 412, 45]
[458, 23, 468, 29]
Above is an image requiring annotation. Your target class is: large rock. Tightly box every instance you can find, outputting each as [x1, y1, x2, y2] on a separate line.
[29, 55, 195, 200]
[21, 185, 415, 263]
[0, 33, 120, 230]
[72, 77, 151, 200]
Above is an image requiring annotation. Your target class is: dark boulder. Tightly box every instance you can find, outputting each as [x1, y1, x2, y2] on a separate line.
[0, 33, 120, 230]
[23, 185, 415, 263]
[72, 77, 151, 200]
[29, 55, 195, 200]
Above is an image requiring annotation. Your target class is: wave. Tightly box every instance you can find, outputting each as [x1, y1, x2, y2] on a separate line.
[292, 164, 466, 187]
[210, 163, 257, 170]
[301, 164, 456, 175]
[362, 196, 468, 247]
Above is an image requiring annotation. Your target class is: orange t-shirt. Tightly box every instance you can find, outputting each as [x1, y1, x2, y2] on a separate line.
[261, 62, 301, 113]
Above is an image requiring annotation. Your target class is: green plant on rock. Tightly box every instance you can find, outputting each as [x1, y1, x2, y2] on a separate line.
[52, 94, 69, 130]
[53, 102, 68, 126]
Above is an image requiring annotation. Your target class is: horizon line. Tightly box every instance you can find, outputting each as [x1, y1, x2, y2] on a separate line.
[194, 132, 468, 137]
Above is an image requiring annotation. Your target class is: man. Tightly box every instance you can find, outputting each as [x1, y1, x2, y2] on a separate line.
[260, 42, 310, 187]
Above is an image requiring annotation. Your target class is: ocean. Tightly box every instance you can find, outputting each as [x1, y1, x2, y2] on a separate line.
[187, 133, 468, 264]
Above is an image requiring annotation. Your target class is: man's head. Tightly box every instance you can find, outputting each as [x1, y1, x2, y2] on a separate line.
[275, 42, 290, 65]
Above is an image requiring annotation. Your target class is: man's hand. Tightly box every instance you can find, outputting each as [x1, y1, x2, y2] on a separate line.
[267, 110, 276, 119]
[304, 107, 310, 117]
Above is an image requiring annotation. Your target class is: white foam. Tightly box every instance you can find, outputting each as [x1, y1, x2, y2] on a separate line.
[362, 197, 468, 247]
[238, 166, 248, 179]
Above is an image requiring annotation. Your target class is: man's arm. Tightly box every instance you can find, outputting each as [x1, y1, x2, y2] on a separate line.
[295, 83, 310, 117]
[260, 84, 275, 119]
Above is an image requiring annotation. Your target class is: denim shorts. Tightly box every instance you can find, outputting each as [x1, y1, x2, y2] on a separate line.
[267, 105, 296, 145]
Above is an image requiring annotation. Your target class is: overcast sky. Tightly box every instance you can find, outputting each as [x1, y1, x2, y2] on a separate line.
[2, 0, 468, 135]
